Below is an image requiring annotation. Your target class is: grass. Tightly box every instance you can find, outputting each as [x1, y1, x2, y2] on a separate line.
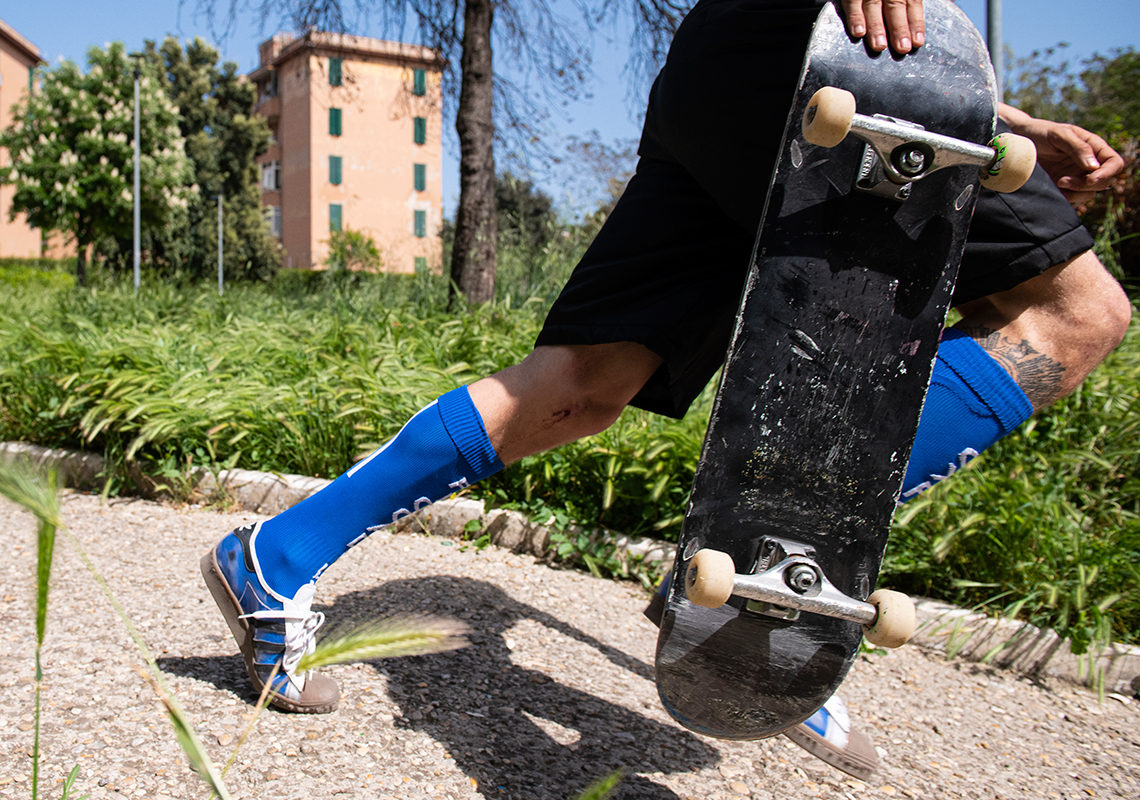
[1, 240, 1139, 653]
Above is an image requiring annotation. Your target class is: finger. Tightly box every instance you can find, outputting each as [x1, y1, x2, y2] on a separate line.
[841, 0, 869, 39]
[1083, 135, 1125, 183]
[890, 0, 925, 51]
[909, 0, 926, 48]
[861, 0, 890, 52]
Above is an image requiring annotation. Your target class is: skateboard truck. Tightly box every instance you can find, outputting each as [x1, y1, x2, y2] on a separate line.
[801, 87, 1037, 197]
[685, 540, 916, 648]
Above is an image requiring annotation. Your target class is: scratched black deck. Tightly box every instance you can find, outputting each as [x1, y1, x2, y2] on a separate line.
[655, 0, 996, 739]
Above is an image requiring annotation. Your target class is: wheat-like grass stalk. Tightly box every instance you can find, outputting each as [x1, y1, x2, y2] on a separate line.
[297, 614, 470, 673]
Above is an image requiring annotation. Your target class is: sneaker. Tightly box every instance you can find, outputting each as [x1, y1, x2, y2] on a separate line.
[642, 567, 672, 627]
[783, 695, 879, 781]
[200, 522, 340, 713]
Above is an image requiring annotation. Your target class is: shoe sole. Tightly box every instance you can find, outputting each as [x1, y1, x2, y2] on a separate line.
[782, 724, 877, 782]
[200, 548, 339, 714]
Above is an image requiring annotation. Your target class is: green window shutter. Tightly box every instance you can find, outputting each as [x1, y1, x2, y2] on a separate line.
[414, 256, 427, 273]
[414, 210, 426, 238]
[329, 107, 342, 136]
[330, 204, 343, 232]
[28, 66, 35, 93]
[413, 117, 426, 145]
[329, 156, 342, 185]
[413, 68, 426, 96]
[329, 58, 343, 86]
[414, 163, 426, 192]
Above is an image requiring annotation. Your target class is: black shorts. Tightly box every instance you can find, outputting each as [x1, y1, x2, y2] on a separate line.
[536, 0, 1095, 418]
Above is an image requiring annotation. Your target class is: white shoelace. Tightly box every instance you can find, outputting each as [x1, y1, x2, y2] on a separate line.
[240, 585, 326, 677]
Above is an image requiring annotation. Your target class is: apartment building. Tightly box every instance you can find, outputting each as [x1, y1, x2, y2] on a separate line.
[250, 31, 445, 272]
[0, 17, 44, 258]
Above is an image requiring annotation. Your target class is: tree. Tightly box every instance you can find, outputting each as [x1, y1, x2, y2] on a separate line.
[1005, 45, 1140, 136]
[137, 37, 280, 281]
[193, 0, 689, 305]
[325, 227, 383, 272]
[1005, 46, 1140, 287]
[495, 172, 556, 255]
[0, 43, 194, 286]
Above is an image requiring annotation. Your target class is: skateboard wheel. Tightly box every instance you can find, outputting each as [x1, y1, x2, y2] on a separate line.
[685, 549, 736, 609]
[862, 589, 916, 649]
[979, 132, 1037, 193]
[802, 87, 856, 148]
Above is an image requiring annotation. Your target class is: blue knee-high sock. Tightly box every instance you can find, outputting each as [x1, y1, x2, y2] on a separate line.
[254, 386, 503, 596]
[898, 329, 1034, 503]
[654, 332, 1033, 600]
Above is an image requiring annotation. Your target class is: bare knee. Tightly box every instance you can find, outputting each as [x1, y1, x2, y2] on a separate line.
[519, 343, 662, 434]
[469, 342, 664, 463]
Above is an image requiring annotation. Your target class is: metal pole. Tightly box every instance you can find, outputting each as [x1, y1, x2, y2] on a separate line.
[217, 193, 224, 296]
[987, 0, 1003, 102]
[133, 65, 141, 294]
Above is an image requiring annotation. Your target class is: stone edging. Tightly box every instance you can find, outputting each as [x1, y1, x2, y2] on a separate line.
[3, 440, 1137, 696]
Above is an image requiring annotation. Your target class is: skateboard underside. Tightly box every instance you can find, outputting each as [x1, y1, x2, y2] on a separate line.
[656, 0, 997, 739]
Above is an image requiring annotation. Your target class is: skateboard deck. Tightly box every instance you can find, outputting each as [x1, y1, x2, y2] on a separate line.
[655, 0, 1002, 739]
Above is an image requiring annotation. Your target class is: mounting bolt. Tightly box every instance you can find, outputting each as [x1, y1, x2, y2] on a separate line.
[898, 147, 927, 176]
[786, 564, 818, 594]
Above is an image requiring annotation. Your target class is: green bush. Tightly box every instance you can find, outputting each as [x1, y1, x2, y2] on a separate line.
[0, 263, 75, 291]
[2, 241, 1138, 646]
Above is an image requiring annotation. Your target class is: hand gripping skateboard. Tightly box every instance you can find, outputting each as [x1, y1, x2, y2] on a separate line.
[654, 0, 1034, 740]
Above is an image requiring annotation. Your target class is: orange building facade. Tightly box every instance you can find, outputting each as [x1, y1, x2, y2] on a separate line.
[249, 32, 445, 273]
[0, 17, 44, 258]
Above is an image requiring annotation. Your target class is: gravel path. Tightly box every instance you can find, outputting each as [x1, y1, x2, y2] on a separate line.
[1, 492, 1138, 800]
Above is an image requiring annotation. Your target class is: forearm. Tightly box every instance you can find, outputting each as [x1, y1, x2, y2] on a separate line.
[996, 102, 1034, 133]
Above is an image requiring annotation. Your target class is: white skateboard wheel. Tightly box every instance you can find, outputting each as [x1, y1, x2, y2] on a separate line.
[685, 549, 736, 608]
[979, 132, 1036, 193]
[802, 87, 856, 148]
[862, 589, 916, 648]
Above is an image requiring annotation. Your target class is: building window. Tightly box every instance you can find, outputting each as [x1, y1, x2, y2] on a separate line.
[329, 156, 342, 186]
[260, 160, 281, 191]
[413, 117, 426, 145]
[414, 210, 426, 238]
[265, 206, 282, 238]
[414, 256, 427, 273]
[413, 68, 426, 96]
[414, 163, 426, 192]
[329, 58, 343, 86]
[329, 107, 342, 137]
[261, 72, 278, 103]
[330, 204, 343, 232]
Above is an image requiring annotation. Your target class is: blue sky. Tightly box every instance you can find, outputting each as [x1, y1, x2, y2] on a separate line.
[4, 1, 1138, 217]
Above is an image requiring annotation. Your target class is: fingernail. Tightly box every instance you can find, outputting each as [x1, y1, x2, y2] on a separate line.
[900, 37, 911, 51]
[914, 31, 924, 46]
[853, 24, 866, 36]
[874, 34, 887, 50]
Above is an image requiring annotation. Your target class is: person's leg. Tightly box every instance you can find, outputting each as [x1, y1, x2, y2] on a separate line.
[202, 342, 663, 712]
[469, 342, 663, 465]
[901, 253, 1130, 501]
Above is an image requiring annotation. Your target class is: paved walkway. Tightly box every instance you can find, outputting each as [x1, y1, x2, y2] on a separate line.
[1, 493, 1138, 799]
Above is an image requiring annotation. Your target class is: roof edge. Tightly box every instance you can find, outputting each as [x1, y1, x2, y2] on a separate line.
[0, 17, 45, 66]
[248, 30, 444, 81]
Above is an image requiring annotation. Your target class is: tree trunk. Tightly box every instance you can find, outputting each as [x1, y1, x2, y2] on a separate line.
[449, 0, 498, 307]
[75, 241, 87, 288]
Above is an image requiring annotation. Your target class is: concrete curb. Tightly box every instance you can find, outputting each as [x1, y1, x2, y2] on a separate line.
[3, 440, 1136, 695]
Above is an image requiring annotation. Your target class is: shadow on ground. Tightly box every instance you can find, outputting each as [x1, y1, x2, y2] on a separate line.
[163, 576, 718, 799]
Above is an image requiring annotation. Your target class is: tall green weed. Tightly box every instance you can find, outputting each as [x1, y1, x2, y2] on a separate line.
[2, 243, 1139, 646]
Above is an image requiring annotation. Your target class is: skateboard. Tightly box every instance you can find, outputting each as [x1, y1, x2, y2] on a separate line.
[654, 0, 1034, 740]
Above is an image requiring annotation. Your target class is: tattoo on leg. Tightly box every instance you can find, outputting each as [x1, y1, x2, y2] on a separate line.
[959, 326, 1066, 408]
